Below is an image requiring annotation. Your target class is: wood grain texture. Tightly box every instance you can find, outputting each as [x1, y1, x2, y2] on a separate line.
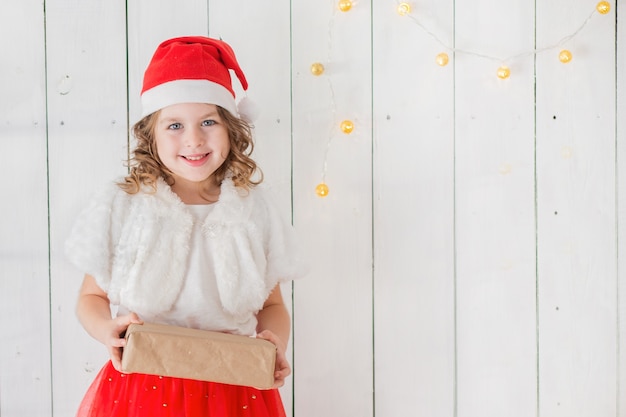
[618, 2, 626, 416]
[1, 0, 623, 416]
[0, 1, 50, 416]
[372, 1, 456, 416]
[45, 0, 129, 414]
[291, 1, 374, 416]
[536, 0, 618, 416]
[454, 0, 539, 415]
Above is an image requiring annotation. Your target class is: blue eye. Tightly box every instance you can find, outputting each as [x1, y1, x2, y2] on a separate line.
[201, 120, 216, 127]
[168, 123, 182, 130]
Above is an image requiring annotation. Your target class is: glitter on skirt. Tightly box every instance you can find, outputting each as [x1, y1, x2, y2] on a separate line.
[76, 361, 286, 417]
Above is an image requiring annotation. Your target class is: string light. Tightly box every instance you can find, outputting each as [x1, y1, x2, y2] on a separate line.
[397, 2, 411, 15]
[312, 0, 345, 197]
[559, 49, 573, 63]
[596, 1, 610, 14]
[340, 120, 355, 134]
[435, 52, 449, 66]
[310, 1, 611, 198]
[310, 62, 325, 76]
[316, 183, 330, 197]
[397, 0, 611, 78]
[561, 146, 574, 159]
[338, 0, 352, 12]
[496, 66, 511, 79]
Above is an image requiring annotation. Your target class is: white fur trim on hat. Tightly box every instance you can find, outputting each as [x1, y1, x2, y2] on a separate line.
[141, 79, 238, 117]
[236, 96, 260, 124]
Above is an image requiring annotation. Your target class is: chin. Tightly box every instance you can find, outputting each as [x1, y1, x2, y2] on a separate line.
[172, 172, 215, 184]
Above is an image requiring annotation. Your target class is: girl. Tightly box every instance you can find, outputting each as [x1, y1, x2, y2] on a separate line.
[65, 36, 304, 417]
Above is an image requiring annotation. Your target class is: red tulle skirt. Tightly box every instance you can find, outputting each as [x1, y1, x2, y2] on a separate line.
[77, 361, 286, 417]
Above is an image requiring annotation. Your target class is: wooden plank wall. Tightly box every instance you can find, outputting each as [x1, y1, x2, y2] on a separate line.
[0, 0, 622, 416]
[536, 1, 617, 415]
[0, 2, 50, 416]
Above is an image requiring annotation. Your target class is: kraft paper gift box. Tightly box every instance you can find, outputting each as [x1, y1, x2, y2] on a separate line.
[121, 323, 276, 389]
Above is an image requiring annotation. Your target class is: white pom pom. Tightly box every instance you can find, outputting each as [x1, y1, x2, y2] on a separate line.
[237, 96, 260, 124]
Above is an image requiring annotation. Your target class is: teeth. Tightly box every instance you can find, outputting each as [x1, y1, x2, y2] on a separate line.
[185, 154, 207, 161]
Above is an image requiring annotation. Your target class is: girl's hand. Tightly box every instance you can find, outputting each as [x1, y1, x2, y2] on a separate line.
[105, 312, 143, 372]
[256, 329, 290, 388]
[76, 274, 144, 372]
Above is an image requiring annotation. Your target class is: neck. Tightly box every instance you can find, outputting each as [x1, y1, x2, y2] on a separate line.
[171, 177, 221, 204]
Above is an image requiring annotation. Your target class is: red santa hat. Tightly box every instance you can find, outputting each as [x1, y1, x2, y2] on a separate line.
[140, 36, 257, 121]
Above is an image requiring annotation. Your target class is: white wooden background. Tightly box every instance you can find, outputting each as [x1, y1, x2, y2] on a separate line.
[0, 0, 623, 416]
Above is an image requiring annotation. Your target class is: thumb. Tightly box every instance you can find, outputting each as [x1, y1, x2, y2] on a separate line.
[128, 312, 143, 324]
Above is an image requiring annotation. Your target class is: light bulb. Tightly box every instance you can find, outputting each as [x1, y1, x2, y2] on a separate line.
[596, 1, 610, 14]
[340, 120, 354, 134]
[316, 183, 329, 197]
[561, 146, 573, 159]
[338, 0, 352, 11]
[397, 2, 411, 15]
[559, 49, 572, 63]
[435, 52, 449, 66]
[310, 62, 325, 76]
[497, 65, 511, 79]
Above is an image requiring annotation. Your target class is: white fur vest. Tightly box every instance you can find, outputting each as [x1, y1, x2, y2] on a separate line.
[65, 177, 304, 320]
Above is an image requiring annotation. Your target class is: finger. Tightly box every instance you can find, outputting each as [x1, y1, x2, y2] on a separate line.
[111, 357, 123, 372]
[275, 369, 289, 381]
[109, 337, 126, 348]
[256, 330, 286, 354]
[109, 347, 123, 372]
[256, 330, 277, 344]
[274, 349, 290, 372]
[275, 359, 291, 377]
[111, 314, 142, 339]
[272, 367, 291, 388]
[114, 312, 142, 327]
[128, 312, 143, 324]
[273, 354, 291, 388]
[272, 370, 286, 388]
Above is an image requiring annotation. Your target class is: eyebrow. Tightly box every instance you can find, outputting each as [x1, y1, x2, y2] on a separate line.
[159, 111, 219, 124]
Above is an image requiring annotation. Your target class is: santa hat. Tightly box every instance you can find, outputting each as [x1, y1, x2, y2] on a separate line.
[140, 36, 257, 121]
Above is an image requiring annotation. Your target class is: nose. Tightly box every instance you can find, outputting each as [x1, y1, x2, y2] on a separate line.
[184, 126, 204, 148]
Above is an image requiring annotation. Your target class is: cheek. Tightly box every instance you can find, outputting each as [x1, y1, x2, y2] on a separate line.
[218, 132, 231, 158]
[221, 143, 232, 159]
[154, 135, 172, 158]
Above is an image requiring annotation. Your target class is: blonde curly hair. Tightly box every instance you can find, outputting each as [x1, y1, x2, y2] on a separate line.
[118, 106, 262, 194]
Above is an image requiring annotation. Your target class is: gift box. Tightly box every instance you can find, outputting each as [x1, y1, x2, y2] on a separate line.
[121, 323, 276, 389]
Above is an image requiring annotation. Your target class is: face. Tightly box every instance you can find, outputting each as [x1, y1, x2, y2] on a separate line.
[154, 103, 230, 187]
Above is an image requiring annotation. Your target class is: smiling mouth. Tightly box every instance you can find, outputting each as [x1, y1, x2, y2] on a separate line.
[182, 153, 210, 161]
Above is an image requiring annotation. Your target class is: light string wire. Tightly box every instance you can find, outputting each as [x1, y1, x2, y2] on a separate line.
[316, 1, 607, 195]
[397, 0, 601, 64]
[320, 0, 339, 186]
